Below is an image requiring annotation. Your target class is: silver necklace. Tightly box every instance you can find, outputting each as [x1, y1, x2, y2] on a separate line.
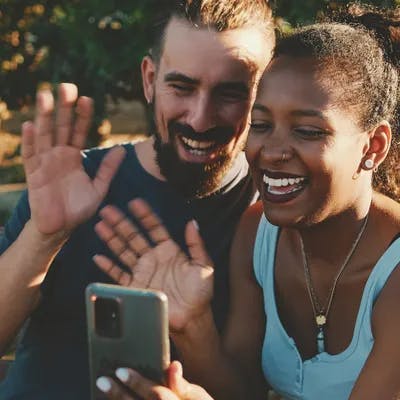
[299, 214, 369, 353]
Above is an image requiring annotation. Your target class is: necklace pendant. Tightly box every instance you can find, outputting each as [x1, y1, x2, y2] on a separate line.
[315, 314, 326, 327]
[317, 327, 325, 353]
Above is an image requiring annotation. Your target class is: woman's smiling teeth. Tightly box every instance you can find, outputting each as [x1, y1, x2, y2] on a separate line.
[263, 174, 306, 195]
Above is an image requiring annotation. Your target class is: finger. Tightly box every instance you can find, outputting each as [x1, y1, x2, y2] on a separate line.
[167, 361, 186, 394]
[185, 221, 213, 268]
[95, 220, 129, 255]
[96, 376, 133, 400]
[93, 146, 126, 199]
[95, 220, 139, 267]
[55, 83, 78, 145]
[99, 205, 151, 256]
[168, 362, 213, 400]
[71, 96, 93, 148]
[93, 254, 132, 287]
[116, 368, 179, 400]
[21, 121, 39, 175]
[128, 199, 171, 244]
[35, 89, 54, 153]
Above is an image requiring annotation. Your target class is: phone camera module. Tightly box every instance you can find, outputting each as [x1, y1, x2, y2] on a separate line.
[94, 297, 122, 338]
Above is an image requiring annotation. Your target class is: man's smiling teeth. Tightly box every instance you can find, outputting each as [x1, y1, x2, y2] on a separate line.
[263, 175, 306, 187]
[181, 136, 216, 150]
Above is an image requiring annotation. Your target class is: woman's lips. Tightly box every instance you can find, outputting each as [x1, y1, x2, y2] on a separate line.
[261, 171, 308, 204]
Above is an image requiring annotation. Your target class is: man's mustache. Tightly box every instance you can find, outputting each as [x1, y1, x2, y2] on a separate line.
[168, 121, 235, 144]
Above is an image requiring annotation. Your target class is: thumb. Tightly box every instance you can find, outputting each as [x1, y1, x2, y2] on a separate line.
[168, 361, 195, 397]
[185, 220, 213, 269]
[168, 361, 215, 400]
[93, 146, 126, 198]
[168, 361, 185, 393]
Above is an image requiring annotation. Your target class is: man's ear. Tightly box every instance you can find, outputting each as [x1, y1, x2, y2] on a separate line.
[141, 55, 156, 104]
[361, 121, 392, 171]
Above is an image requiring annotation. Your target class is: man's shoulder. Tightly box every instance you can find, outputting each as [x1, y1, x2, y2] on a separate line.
[82, 142, 134, 163]
[81, 142, 138, 178]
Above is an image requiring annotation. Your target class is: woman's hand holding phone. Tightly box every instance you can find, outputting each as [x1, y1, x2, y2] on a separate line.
[96, 361, 214, 400]
[93, 198, 214, 332]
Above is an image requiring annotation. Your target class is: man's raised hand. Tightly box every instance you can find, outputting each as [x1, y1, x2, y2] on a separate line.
[22, 83, 125, 237]
[93, 199, 214, 332]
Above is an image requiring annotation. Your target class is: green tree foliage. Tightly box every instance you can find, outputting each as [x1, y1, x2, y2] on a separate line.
[0, 0, 170, 143]
[273, 0, 399, 26]
[0, 0, 399, 144]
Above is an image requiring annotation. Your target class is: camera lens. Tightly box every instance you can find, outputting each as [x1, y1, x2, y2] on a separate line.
[94, 297, 121, 338]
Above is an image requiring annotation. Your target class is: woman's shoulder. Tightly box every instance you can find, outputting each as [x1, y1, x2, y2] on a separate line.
[237, 201, 265, 241]
[229, 201, 265, 262]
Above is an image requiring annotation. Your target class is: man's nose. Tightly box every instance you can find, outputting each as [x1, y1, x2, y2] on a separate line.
[185, 95, 217, 133]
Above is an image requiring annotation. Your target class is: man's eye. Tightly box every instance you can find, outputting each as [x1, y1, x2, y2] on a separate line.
[170, 84, 192, 93]
[294, 128, 328, 139]
[220, 91, 247, 101]
[249, 122, 272, 133]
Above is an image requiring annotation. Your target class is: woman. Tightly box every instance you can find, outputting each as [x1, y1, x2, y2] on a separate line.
[94, 4, 400, 399]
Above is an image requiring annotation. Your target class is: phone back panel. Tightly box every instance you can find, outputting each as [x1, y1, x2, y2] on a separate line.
[86, 283, 170, 400]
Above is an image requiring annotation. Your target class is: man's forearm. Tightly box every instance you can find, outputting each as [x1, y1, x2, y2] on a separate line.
[0, 220, 68, 354]
[171, 309, 248, 400]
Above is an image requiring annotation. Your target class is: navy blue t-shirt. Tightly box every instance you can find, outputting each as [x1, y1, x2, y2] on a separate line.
[0, 143, 256, 399]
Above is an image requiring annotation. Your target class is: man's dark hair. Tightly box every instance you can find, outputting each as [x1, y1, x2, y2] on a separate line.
[150, 0, 274, 63]
[274, 3, 400, 200]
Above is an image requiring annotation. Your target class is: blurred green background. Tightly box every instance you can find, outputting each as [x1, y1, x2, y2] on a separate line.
[0, 0, 398, 224]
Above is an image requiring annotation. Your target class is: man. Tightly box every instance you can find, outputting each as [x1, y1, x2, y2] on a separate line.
[0, 1, 274, 398]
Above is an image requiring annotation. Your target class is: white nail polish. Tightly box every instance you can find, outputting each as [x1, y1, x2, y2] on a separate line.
[116, 368, 129, 383]
[96, 377, 111, 393]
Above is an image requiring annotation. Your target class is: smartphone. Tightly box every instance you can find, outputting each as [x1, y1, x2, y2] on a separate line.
[86, 283, 170, 400]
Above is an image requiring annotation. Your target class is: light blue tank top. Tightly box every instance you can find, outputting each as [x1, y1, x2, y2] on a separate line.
[253, 215, 400, 400]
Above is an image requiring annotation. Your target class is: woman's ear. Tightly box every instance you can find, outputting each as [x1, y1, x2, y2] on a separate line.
[361, 121, 391, 171]
[141, 55, 156, 104]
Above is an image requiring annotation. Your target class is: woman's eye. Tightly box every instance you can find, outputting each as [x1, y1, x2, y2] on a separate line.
[249, 122, 272, 133]
[294, 128, 328, 139]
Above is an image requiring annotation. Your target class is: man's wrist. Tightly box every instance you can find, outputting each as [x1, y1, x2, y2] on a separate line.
[25, 220, 70, 251]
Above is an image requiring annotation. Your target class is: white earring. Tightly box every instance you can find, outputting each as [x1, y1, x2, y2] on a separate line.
[364, 159, 374, 170]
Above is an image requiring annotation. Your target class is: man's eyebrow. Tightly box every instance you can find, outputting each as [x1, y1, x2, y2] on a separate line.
[164, 72, 199, 85]
[164, 72, 249, 93]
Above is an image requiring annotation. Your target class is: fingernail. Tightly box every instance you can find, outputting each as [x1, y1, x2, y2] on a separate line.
[92, 255, 102, 265]
[116, 368, 129, 383]
[192, 219, 199, 230]
[96, 377, 111, 393]
[22, 121, 32, 130]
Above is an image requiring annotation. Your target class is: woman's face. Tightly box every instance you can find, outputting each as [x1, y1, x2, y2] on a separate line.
[246, 56, 369, 227]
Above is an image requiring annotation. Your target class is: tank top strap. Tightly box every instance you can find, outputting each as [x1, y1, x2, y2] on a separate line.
[253, 215, 280, 318]
[354, 236, 400, 340]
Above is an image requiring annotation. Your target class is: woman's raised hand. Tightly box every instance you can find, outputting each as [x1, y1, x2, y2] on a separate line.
[22, 83, 125, 237]
[94, 199, 214, 332]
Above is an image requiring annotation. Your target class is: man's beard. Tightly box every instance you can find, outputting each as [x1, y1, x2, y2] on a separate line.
[148, 103, 243, 199]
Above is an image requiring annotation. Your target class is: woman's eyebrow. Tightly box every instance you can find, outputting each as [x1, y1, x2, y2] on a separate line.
[291, 109, 325, 119]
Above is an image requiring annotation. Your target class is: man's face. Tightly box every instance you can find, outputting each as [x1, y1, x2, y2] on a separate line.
[143, 18, 272, 198]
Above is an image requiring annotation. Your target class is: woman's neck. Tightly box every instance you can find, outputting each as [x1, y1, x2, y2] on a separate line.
[296, 192, 372, 266]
